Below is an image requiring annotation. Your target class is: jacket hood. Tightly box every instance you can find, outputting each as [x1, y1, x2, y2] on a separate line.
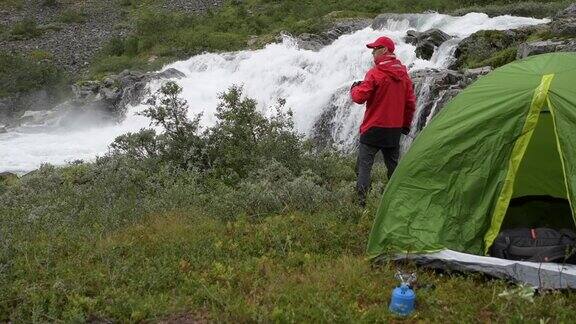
[374, 54, 409, 81]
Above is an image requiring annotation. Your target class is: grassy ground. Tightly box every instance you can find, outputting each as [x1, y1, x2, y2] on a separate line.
[3, 210, 576, 322]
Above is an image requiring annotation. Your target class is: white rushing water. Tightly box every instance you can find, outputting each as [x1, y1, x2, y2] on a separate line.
[0, 12, 549, 173]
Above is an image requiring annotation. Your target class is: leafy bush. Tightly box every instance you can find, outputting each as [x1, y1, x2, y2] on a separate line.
[452, 1, 571, 18]
[0, 52, 67, 97]
[112, 82, 305, 184]
[0, 0, 22, 9]
[59, 9, 87, 24]
[42, 0, 57, 6]
[205, 86, 303, 182]
[9, 18, 42, 40]
[111, 82, 205, 168]
[207, 161, 350, 218]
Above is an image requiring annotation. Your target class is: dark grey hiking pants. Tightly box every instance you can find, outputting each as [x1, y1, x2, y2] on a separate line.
[355, 142, 399, 202]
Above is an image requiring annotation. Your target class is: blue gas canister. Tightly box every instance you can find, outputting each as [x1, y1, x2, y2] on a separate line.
[389, 271, 416, 316]
[389, 283, 415, 316]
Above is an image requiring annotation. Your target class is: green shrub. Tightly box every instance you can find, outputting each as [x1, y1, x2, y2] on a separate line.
[112, 82, 205, 168]
[0, 52, 66, 97]
[42, 0, 57, 6]
[59, 9, 87, 24]
[208, 162, 343, 218]
[9, 18, 42, 40]
[118, 0, 141, 8]
[102, 36, 141, 57]
[205, 86, 304, 183]
[452, 1, 572, 18]
[0, 0, 22, 9]
[90, 55, 150, 76]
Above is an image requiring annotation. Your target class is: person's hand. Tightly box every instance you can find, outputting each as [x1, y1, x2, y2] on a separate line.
[401, 127, 410, 135]
[351, 81, 362, 90]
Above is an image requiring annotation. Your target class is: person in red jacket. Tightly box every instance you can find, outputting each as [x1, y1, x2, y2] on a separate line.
[350, 36, 416, 207]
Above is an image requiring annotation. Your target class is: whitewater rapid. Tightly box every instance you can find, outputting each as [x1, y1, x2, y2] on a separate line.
[0, 12, 549, 173]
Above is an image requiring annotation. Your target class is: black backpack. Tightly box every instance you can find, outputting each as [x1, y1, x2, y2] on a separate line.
[490, 228, 576, 264]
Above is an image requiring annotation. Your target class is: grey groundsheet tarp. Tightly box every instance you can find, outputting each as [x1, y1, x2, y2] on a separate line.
[398, 249, 576, 289]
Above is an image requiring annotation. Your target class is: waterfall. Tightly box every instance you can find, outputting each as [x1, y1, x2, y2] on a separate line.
[0, 12, 549, 173]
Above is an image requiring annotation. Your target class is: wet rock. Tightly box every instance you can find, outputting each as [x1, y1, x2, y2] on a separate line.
[409, 69, 466, 132]
[296, 33, 325, 51]
[72, 81, 101, 101]
[450, 29, 528, 69]
[405, 29, 452, 60]
[404, 30, 419, 45]
[68, 67, 187, 120]
[296, 19, 371, 51]
[0, 89, 63, 125]
[463, 66, 493, 81]
[372, 13, 426, 30]
[555, 3, 576, 19]
[154, 68, 186, 80]
[310, 88, 360, 152]
[549, 17, 576, 37]
[516, 40, 576, 59]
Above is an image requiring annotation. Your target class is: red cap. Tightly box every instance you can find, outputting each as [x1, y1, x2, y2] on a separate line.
[366, 36, 395, 53]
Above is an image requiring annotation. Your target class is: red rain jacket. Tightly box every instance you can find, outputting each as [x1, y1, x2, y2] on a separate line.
[350, 54, 416, 134]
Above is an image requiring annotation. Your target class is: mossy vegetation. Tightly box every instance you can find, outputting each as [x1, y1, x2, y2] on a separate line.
[8, 17, 42, 40]
[0, 0, 23, 9]
[474, 47, 519, 68]
[59, 9, 88, 24]
[0, 52, 67, 98]
[451, 0, 572, 18]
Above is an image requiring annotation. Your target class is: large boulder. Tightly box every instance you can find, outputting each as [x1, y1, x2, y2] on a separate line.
[550, 3, 576, 37]
[555, 3, 576, 19]
[71, 67, 186, 119]
[405, 28, 452, 60]
[463, 66, 493, 82]
[296, 19, 372, 51]
[450, 28, 534, 69]
[408, 67, 491, 135]
[372, 13, 432, 30]
[550, 17, 576, 37]
[409, 69, 465, 132]
[517, 40, 576, 59]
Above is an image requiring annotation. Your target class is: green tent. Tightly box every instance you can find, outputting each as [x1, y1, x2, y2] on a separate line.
[367, 53, 576, 262]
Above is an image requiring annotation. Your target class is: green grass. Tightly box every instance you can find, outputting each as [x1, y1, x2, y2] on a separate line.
[3, 210, 576, 322]
[9, 18, 42, 40]
[0, 0, 22, 9]
[59, 9, 88, 24]
[451, 0, 572, 17]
